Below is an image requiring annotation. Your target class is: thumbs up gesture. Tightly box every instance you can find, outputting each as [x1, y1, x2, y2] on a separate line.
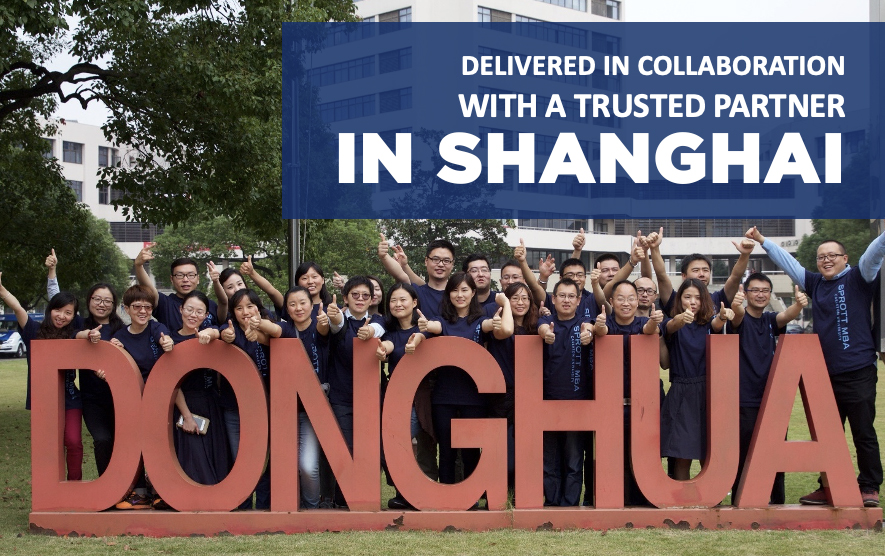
[650, 309, 664, 324]
[491, 307, 503, 331]
[543, 324, 555, 345]
[572, 227, 586, 251]
[332, 271, 345, 291]
[45, 248, 58, 270]
[514, 237, 526, 262]
[88, 324, 102, 344]
[718, 301, 735, 322]
[240, 255, 254, 277]
[316, 302, 329, 327]
[580, 322, 594, 345]
[159, 332, 174, 352]
[404, 333, 422, 354]
[221, 320, 236, 343]
[589, 267, 601, 287]
[680, 307, 695, 325]
[595, 306, 608, 335]
[207, 261, 220, 283]
[745, 226, 765, 244]
[357, 315, 374, 341]
[416, 309, 428, 333]
[795, 284, 808, 308]
[731, 284, 746, 312]
[375, 338, 388, 361]
[377, 233, 390, 259]
[326, 294, 340, 321]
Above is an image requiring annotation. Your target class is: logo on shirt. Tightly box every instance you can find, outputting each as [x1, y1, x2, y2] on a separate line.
[834, 283, 849, 350]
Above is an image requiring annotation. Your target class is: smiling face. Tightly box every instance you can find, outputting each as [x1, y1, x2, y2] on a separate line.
[223, 273, 246, 298]
[346, 284, 372, 316]
[286, 290, 313, 326]
[180, 297, 208, 332]
[611, 282, 638, 322]
[449, 281, 475, 312]
[171, 264, 199, 295]
[50, 303, 76, 329]
[233, 296, 260, 328]
[388, 287, 418, 322]
[745, 278, 772, 311]
[816, 241, 848, 279]
[553, 283, 579, 319]
[298, 268, 325, 301]
[425, 247, 455, 281]
[499, 264, 523, 291]
[369, 278, 383, 308]
[126, 300, 154, 326]
[509, 286, 531, 318]
[682, 260, 711, 286]
[680, 286, 702, 313]
[89, 287, 115, 321]
[597, 259, 620, 287]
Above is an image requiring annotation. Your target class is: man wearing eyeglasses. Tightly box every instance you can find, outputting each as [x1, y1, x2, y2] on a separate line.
[749, 226, 885, 508]
[133, 248, 219, 331]
[462, 254, 500, 313]
[378, 237, 456, 320]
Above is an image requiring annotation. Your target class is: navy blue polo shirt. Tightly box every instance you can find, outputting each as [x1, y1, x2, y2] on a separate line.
[665, 321, 713, 381]
[77, 320, 121, 407]
[113, 320, 170, 381]
[327, 315, 371, 407]
[415, 284, 445, 320]
[486, 325, 532, 388]
[606, 315, 665, 396]
[218, 322, 270, 409]
[728, 312, 783, 407]
[431, 315, 490, 406]
[538, 313, 592, 400]
[280, 320, 329, 384]
[154, 291, 219, 332]
[663, 287, 728, 317]
[381, 325, 423, 376]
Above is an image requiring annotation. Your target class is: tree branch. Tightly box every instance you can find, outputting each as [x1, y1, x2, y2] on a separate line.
[0, 61, 120, 121]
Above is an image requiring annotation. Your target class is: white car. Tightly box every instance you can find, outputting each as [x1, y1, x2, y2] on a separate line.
[0, 329, 26, 358]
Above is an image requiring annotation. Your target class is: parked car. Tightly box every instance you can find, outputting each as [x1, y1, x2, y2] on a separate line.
[0, 325, 25, 358]
[785, 324, 804, 335]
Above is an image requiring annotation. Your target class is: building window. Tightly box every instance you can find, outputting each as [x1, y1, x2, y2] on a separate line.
[319, 94, 375, 123]
[98, 184, 109, 205]
[518, 213, 588, 232]
[591, 0, 620, 19]
[379, 48, 412, 74]
[98, 146, 119, 167]
[323, 22, 375, 47]
[66, 180, 83, 201]
[62, 141, 83, 164]
[535, 0, 587, 11]
[379, 7, 411, 33]
[379, 87, 412, 113]
[478, 7, 512, 24]
[478, 127, 514, 150]
[592, 32, 620, 55]
[110, 185, 126, 202]
[109, 222, 164, 243]
[514, 17, 587, 49]
[308, 55, 375, 86]
[43, 138, 54, 159]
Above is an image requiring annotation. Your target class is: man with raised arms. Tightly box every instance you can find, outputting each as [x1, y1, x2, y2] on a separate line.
[134, 248, 219, 331]
[748, 225, 883, 508]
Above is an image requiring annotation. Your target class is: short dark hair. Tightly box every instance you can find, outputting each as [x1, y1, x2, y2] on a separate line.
[123, 284, 155, 307]
[229, 288, 272, 322]
[501, 259, 522, 272]
[342, 275, 374, 298]
[385, 282, 420, 331]
[170, 257, 198, 274]
[609, 280, 636, 298]
[366, 275, 385, 316]
[425, 239, 455, 259]
[85, 282, 123, 334]
[462, 254, 490, 272]
[818, 239, 846, 253]
[553, 277, 579, 296]
[219, 268, 244, 286]
[595, 253, 620, 267]
[182, 290, 210, 311]
[680, 254, 712, 275]
[558, 258, 585, 276]
[743, 272, 772, 290]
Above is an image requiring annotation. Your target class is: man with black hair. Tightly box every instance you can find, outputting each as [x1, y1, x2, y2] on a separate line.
[462, 254, 499, 311]
[133, 247, 219, 330]
[378, 236, 455, 320]
[749, 226, 885, 508]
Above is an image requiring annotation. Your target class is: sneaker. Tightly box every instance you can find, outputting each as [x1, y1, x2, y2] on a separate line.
[387, 495, 414, 510]
[152, 497, 172, 510]
[115, 491, 152, 510]
[799, 488, 829, 506]
[861, 490, 880, 507]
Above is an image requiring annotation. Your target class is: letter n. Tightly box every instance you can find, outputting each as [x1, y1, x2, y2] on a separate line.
[31, 340, 143, 511]
[734, 335, 862, 507]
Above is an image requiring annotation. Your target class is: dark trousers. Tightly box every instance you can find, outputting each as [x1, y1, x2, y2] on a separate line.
[623, 406, 651, 506]
[82, 400, 115, 476]
[733, 406, 785, 504]
[544, 431, 586, 506]
[828, 365, 882, 492]
[432, 403, 485, 484]
[331, 403, 354, 507]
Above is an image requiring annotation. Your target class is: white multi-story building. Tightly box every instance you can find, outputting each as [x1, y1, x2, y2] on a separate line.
[42, 120, 161, 260]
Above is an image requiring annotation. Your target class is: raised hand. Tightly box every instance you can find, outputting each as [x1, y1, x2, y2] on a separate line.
[589, 267, 601, 287]
[680, 307, 695, 325]
[326, 294, 340, 321]
[316, 302, 329, 328]
[650, 309, 664, 324]
[207, 261, 220, 283]
[404, 333, 421, 354]
[795, 284, 808, 308]
[572, 227, 586, 251]
[580, 322, 594, 345]
[392, 245, 408, 266]
[357, 315, 374, 341]
[538, 300, 551, 317]
[244, 325, 258, 342]
[539, 254, 556, 279]
[221, 320, 236, 343]
[240, 255, 254, 276]
[417, 309, 428, 333]
[648, 226, 664, 249]
[197, 329, 214, 344]
[733, 237, 756, 255]
[332, 271, 345, 291]
[159, 332, 173, 352]
[514, 238, 526, 263]
[731, 284, 746, 311]
[491, 307, 503, 330]
[543, 324, 556, 344]
[377, 233, 390, 259]
[45, 248, 58, 270]
[87, 324, 102, 344]
[745, 226, 765, 244]
[135, 246, 154, 266]
[718, 302, 735, 322]
[375, 338, 388, 361]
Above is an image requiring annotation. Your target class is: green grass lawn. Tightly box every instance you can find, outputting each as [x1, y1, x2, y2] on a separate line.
[0, 357, 882, 554]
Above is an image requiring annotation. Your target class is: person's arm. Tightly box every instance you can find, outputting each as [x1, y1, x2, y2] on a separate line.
[775, 285, 808, 328]
[206, 261, 228, 319]
[0, 273, 29, 327]
[241, 256, 284, 309]
[327, 295, 344, 332]
[643, 311, 663, 335]
[723, 238, 755, 302]
[423, 320, 443, 335]
[482, 294, 514, 339]
[711, 302, 734, 333]
[730, 285, 746, 329]
[174, 389, 199, 434]
[377, 340, 394, 361]
[257, 319, 283, 338]
[590, 269, 611, 313]
[858, 230, 885, 283]
[538, 322, 555, 344]
[46, 249, 60, 299]
[602, 231, 644, 300]
[378, 233, 411, 283]
[748, 226, 807, 288]
[647, 228, 673, 308]
[515, 238, 548, 306]
[593, 307, 608, 337]
[316, 303, 330, 336]
[133, 247, 160, 306]
[666, 308, 693, 335]
[570, 227, 586, 260]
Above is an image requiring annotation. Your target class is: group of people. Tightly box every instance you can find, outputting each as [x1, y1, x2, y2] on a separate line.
[1, 224, 881, 510]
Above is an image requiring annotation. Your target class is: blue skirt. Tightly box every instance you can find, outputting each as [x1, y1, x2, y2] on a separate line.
[660, 376, 706, 460]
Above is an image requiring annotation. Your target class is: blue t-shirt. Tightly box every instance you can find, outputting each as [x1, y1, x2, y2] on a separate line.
[431, 315, 490, 406]
[538, 313, 592, 400]
[606, 315, 664, 397]
[486, 325, 532, 389]
[805, 267, 878, 375]
[415, 284, 445, 320]
[327, 315, 371, 407]
[280, 320, 329, 384]
[218, 322, 270, 409]
[20, 318, 80, 411]
[381, 324, 423, 376]
[155, 291, 219, 332]
[112, 321, 170, 381]
[168, 329, 218, 392]
[728, 312, 783, 407]
[665, 320, 713, 381]
[77, 320, 122, 406]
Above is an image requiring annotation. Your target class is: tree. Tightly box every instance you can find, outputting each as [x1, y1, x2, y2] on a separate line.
[795, 220, 873, 270]
[2, 1, 360, 238]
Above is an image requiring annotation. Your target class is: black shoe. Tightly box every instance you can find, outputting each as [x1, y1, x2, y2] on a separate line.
[387, 495, 414, 510]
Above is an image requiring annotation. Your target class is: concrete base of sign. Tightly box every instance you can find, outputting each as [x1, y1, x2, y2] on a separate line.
[30, 506, 882, 537]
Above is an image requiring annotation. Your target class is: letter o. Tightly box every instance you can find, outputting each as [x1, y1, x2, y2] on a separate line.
[141, 340, 268, 511]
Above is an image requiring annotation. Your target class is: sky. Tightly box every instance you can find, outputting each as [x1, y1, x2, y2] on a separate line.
[50, 0, 872, 126]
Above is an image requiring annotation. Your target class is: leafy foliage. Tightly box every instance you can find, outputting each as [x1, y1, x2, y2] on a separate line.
[795, 220, 873, 271]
